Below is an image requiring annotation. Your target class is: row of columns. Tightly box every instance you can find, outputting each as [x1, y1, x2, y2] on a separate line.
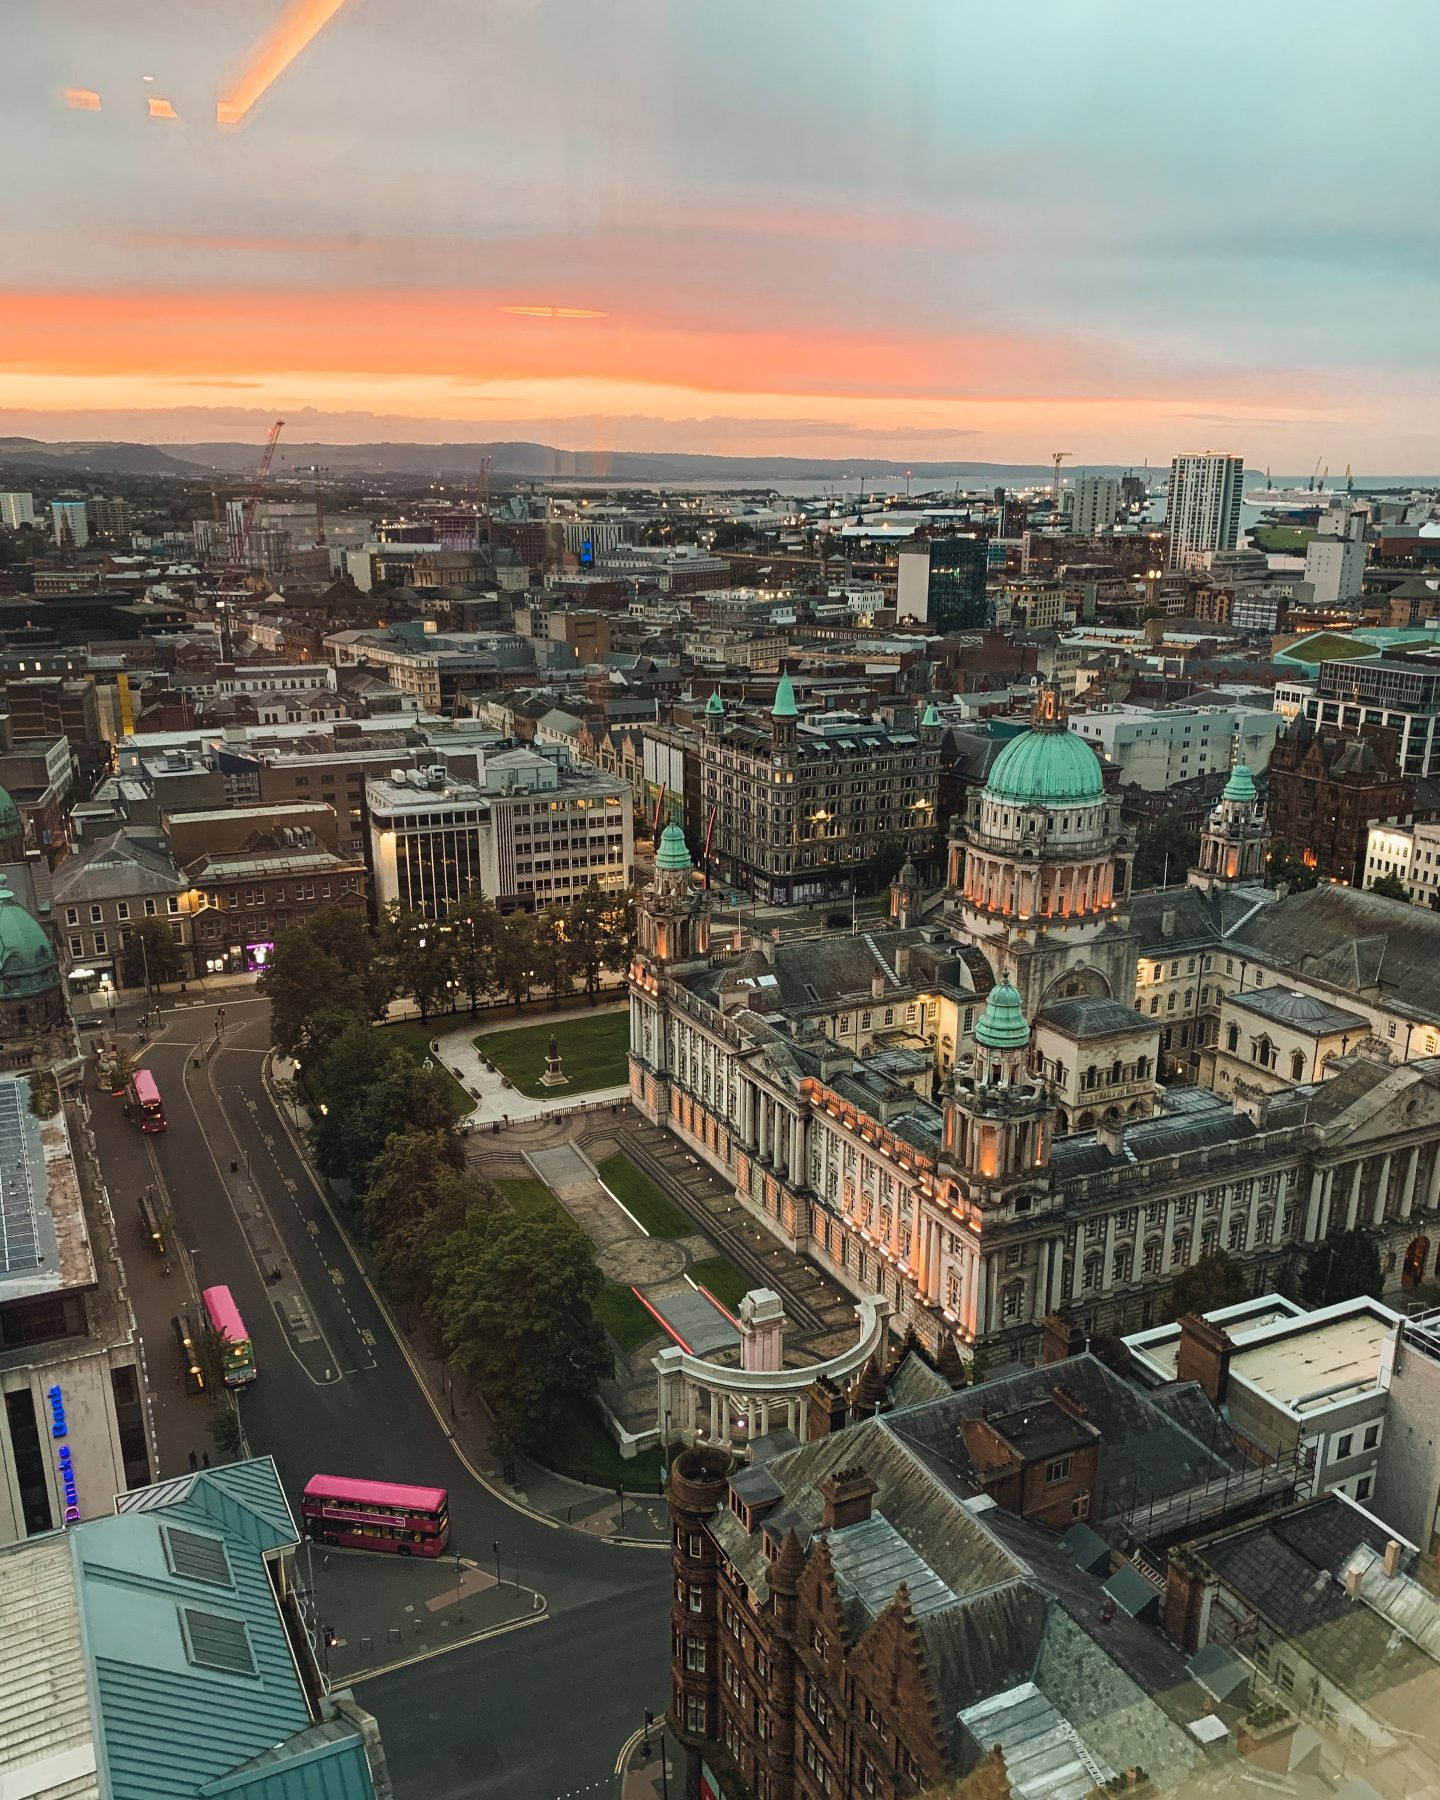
[1305, 1143, 1438, 1240]
[963, 853, 1115, 920]
[673, 1381, 805, 1447]
[744, 1082, 806, 1192]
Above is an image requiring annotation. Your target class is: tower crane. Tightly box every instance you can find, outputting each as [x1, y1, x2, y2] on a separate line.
[235, 420, 285, 566]
[1051, 450, 1072, 521]
[303, 463, 328, 546]
[478, 454, 493, 514]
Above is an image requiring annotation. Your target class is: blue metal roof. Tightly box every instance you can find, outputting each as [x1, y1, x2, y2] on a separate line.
[75, 1459, 375, 1800]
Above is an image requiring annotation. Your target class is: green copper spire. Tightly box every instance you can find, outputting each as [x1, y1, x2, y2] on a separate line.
[1222, 762, 1256, 804]
[921, 702, 941, 727]
[705, 690, 725, 716]
[974, 981, 1031, 1050]
[655, 822, 694, 873]
[771, 671, 798, 719]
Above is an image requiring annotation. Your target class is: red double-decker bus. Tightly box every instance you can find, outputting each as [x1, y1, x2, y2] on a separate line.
[301, 1474, 450, 1557]
[127, 1068, 166, 1132]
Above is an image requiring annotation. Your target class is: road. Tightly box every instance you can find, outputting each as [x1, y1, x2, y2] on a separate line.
[89, 997, 670, 1799]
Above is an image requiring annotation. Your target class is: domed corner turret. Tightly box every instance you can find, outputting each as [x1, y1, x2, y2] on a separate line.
[666, 1444, 734, 1520]
[0, 880, 59, 1000]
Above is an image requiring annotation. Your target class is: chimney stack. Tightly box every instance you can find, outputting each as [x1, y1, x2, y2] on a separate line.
[1384, 1539, 1402, 1578]
[821, 1467, 877, 1532]
[1175, 1313, 1234, 1406]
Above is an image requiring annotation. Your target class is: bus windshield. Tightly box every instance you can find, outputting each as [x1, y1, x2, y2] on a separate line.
[201, 1285, 256, 1386]
[301, 1474, 450, 1557]
[129, 1068, 166, 1133]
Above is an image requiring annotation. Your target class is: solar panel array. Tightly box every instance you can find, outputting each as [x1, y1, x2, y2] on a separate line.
[0, 1080, 39, 1275]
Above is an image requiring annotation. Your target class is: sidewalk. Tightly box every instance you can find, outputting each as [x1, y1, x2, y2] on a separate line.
[620, 1726, 679, 1800]
[424, 1010, 629, 1126]
[302, 1540, 544, 1682]
[265, 1054, 672, 1547]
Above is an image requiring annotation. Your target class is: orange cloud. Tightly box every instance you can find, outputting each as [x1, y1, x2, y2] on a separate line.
[217, 0, 355, 128]
[61, 88, 102, 112]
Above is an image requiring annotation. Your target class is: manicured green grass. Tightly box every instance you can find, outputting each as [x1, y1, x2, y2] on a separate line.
[538, 1395, 665, 1492]
[477, 1009, 630, 1098]
[593, 1283, 660, 1352]
[376, 1021, 477, 1116]
[688, 1255, 753, 1313]
[495, 1175, 568, 1224]
[598, 1153, 693, 1237]
[1251, 524, 1314, 553]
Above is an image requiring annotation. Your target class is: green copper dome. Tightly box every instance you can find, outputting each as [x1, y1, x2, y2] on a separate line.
[975, 981, 1031, 1050]
[655, 822, 694, 873]
[0, 784, 19, 839]
[986, 724, 1104, 806]
[771, 672, 798, 719]
[0, 882, 58, 999]
[1222, 762, 1256, 804]
[705, 690, 725, 716]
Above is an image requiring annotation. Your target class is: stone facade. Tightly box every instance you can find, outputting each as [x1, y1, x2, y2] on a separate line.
[631, 700, 1440, 1362]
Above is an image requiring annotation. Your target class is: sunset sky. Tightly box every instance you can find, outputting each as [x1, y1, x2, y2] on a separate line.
[4, 0, 1438, 467]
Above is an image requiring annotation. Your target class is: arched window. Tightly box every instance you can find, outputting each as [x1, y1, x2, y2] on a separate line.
[1110, 1059, 1122, 1085]
[1112, 1247, 1131, 1285]
[1226, 1023, 1240, 1053]
[1002, 1281, 1024, 1321]
[1135, 1056, 1149, 1080]
[1290, 1050, 1305, 1082]
[1143, 1238, 1163, 1275]
[1171, 1234, 1191, 1267]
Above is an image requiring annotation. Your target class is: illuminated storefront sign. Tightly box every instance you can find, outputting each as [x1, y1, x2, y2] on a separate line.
[48, 1384, 67, 1438]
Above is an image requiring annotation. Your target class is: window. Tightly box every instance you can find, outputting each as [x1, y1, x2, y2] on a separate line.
[65, 907, 78, 925]
[145, 898, 157, 916]
[688, 1585, 703, 1613]
[685, 1694, 706, 1734]
[1363, 1424, 1380, 1450]
[1045, 1455, 1072, 1484]
[863, 1697, 886, 1740]
[1274, 1661, 1295, 1694]
[685, 1638, 706, 1672]
[1356, 1475, 1373, 1502]
[687, 1532, 703, 1559]
[1335, 1433, 1354, 1460]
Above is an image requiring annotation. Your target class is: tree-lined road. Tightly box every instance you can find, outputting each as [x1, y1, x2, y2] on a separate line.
[90, 997, 669, 1799]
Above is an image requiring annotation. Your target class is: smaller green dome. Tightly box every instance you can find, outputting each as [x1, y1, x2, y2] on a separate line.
[705, 690, 725, 716]
[655, 823, 694, 873]
[1222, 762, 1256, 804]
[975, 981, 1031, 1050]
[771, 672, 798, 719]
[921, 702, 941, 728]
[0, 882, 58, 999]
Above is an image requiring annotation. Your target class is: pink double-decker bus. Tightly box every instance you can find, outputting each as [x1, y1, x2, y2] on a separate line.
[301, 1474, 450, 1557]
[201, 1285, 256, 1386]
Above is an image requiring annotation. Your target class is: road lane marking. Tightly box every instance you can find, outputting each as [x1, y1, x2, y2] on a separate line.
[349, 1599, 548, 1684]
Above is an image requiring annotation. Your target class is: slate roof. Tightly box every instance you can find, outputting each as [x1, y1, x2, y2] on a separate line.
[1196, 1498, 1437, 1712]
[1037, 996, 1156, 1040]
[1228, 986, 1370, 1035]
[886, 1355, 1236, 1518]
[1228, 884, 1440, 1023]
[52, 829, 186, 901]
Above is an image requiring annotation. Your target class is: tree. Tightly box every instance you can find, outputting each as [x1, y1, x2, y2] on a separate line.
[1302, 1229, 1384, 1306]
[1266, 839, 1320, 893]
[207, 1403, 243, 1459]
[121, 918, 182, 991]
[386, 906, 455, 1022]
[533, 907, 575, 1004]
[429, 1209, 612, 1454]
[448, 888, 497, 1013]
[1369, 872, 1412, 903]
[600, 888, 637, 979]
[1163, 1249, 1250, 1322]
[194, 1323, 231, 1399]
[364, 1129, 476, 1311]
[260, 925, 358, 1057]
[1133, 811, 1201, 889]
[493, 910, 539, 1005]
[566, 883, 608, 1001]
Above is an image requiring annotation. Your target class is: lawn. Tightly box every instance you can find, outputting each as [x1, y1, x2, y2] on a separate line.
[688, 1255, 753, 1313]
[495, 1175, 567, 1224]
[1251, 524, 1314, 553]
[598, 1153, 693, 1237]
[540, 1395, 665, 1492]
[477, 1009, 630, 1098]
[593, 1282, 661, 1352]
[375, 1021, 477, 1116]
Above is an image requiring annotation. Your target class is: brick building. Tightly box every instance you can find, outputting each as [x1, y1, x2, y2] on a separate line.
[1265, 718, 1414, 885]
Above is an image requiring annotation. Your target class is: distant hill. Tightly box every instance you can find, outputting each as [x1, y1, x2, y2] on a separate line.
[0, 437, 196, 476]
[0, 436, 1063, 485]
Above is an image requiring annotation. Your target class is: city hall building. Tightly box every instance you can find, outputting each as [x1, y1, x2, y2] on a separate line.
[630, 694, 1440, 1360]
